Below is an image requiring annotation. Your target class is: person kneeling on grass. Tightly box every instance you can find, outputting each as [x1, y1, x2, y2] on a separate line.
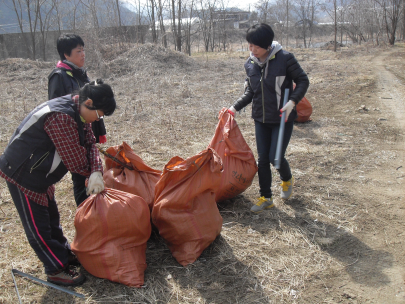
[227, 23, 309, 213]
[0, 79, 116, 286]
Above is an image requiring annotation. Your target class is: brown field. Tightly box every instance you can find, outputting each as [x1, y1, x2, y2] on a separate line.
[0, 42, 404, 303]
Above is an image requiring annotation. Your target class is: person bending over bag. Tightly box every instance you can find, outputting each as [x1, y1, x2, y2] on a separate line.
[48, 33, 108, 206]
[227, 23, 309, 213]
[0, 80, 116, 286]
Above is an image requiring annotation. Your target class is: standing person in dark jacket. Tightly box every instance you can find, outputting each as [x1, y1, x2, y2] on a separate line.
[48, 33, 107, 206]
[227, 23, 309, 213]
[0, 80, 116, 286]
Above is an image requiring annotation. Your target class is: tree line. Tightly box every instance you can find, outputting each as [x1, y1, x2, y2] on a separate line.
[0, 0, 404, 61]
[256, 0, 404, 50]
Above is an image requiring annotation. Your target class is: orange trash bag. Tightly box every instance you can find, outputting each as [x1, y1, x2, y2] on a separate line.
[71, 188, 151, 287]
[295, 95, 312, 122]
[152, 148, 223, 266]
[293, 83, 312, 123]
[102, 141, 162, 210]
[208, 108, 258, 202]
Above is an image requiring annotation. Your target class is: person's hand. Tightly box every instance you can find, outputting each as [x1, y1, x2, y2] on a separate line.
[86, 171, 104, 195]
[228, 106, 236, 116]
[280, 100, 295, 122]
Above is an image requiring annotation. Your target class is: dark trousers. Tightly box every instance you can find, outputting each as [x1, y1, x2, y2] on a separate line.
[254, 120, 294, 198]
[7, 182, 69, 274]
[71, 172, 88, 207]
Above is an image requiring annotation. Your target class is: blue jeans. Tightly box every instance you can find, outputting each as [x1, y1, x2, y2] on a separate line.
[255, 120, 294, 198]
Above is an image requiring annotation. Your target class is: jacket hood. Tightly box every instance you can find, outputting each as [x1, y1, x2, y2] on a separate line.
[56, 61, 72, 70]
[249, 41, 283, 67]
[56, 60, 86, 73]
[250, 41, 283, 79]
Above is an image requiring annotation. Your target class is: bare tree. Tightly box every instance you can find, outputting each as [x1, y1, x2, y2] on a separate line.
[373, 0, 384, 44]
[338, 0, 346, 44]
[176, 0, 182, 51]
[402, 0, 405, 40]
[79, 0, 99, 29]
[37, 0, 55, 60]
[197, 0, 216, 52]
[333, 0, 337, 50]
[157, 0, 168, 47]
[184, 0, 196, 55]
[322, 0, 339, 51]
[114, 0, 127, 45]
[265, 0, 288, 45]
[217, 0, 230, 51]
[292, 0, 319, 48]
[149, 0, 158, 43]
[166, 0, 184, 51]
[171, 0, 177, 49]
[50, 0, 63, 34]
[97, 0, 127, 46]
[374, 0, 403, 45]
[61, 0, 83, 32]
[115, 0, 122, 27]
[135, 0, 147, 44]
[10, 0, 43, 59]
[402, 0, 405, 39]
[344, 0, 374, 45]
[255, 0, 271, 23]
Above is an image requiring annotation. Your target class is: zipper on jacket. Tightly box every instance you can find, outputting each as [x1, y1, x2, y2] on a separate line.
[261, 67, 265, 123]
[67, 72, 81, 89]
[30, 151, 50, 173]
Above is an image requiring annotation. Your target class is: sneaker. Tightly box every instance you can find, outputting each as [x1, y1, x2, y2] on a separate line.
[250, 196, 274, 213]
[280, 176, 294, 200]
[68, 250, 81, 267]
[47, 267, 86, 286]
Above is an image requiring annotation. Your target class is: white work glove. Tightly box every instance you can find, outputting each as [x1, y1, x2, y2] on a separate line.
[280, 100, 296, 122]
[86, 171, 104, 195]
[228, 106, 236, 116]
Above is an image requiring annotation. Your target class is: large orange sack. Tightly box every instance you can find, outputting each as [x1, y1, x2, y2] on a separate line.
[292, 83, 312, 123]
[103, 141, 162, 210]
[71, 188, 151, 287]
[152, 148, 223, 266]
[208, 108, 258, 202]
[295, 95, 312, 122]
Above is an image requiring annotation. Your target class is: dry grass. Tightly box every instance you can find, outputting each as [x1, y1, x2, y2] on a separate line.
[0, 43, 404, 303]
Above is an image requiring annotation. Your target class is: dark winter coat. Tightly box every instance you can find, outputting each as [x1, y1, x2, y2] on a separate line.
[48, 62, 106, 143]
[48, 62, 89, 100]
[233, 44, 309, 124]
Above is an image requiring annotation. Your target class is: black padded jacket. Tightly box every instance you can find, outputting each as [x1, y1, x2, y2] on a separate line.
[232, 49, 309, 124]
[48, 63, 107, 143]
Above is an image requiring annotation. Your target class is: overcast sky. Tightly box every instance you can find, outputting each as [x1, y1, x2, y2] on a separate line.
[121, 0, 259, 12]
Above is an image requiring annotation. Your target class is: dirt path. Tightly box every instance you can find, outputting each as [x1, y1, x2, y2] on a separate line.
[350, 48, 405, 303]
[372, 49, 405, 302]
[376, 50, 405, 129]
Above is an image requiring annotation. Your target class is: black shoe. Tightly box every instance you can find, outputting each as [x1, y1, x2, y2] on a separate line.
[68, 250, 81, 267]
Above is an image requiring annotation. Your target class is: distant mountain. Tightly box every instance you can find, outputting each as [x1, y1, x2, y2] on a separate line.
[0, 0, 27, 34]
[0, 0, 139, 34]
